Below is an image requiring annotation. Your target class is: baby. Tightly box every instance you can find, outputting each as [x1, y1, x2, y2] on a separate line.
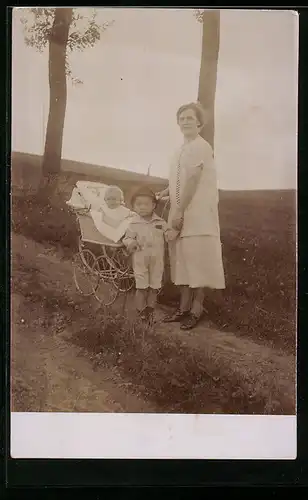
[104, 185, 124, 209]
[122, 186, 169, 322]
[100, 185, 133, 228]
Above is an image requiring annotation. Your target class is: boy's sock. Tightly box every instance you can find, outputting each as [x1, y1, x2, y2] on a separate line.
[135, 288, 148, 312]
[147, 307, 155, 325]
[147, 288, 158, 309]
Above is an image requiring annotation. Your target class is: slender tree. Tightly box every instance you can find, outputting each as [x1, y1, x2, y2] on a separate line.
[42, 8, 72, 179]
[195, 9, 220, 150]
[19, 7, 113, 189]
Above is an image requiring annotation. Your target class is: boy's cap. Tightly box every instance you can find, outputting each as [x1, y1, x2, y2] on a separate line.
[130, 186, 157, 207]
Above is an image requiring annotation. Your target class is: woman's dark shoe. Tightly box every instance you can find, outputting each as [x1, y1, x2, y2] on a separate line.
[163, 309, 190, 323]
[180, 313, 201, 330]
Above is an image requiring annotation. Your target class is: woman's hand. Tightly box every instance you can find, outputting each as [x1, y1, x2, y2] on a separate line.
[172, 217, 183, 231]
[155, 187, 169, 200]
[171, 208, 184, 231]
[165, 228, 179, 242]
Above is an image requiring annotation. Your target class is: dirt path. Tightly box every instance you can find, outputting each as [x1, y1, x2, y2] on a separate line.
[11, 232, 296, 414]
[11, 292, 156, 413]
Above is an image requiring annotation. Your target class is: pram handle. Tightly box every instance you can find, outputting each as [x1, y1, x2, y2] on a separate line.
[67, 204, 91, 215]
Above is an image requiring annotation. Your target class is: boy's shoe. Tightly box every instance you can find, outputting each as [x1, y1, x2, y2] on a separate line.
[138, 306, 155, 324]
[138, 308, 148, 321]
[180, 313, 201, 330]
[163, 309, 190, 323]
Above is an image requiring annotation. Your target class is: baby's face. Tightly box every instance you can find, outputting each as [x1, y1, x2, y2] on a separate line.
[105, 191, 122, 209]
[90, 188, 100, 197]
[133, 196, 155, 218]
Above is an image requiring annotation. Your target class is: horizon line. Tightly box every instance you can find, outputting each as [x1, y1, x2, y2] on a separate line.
[11, 150, 296, 192]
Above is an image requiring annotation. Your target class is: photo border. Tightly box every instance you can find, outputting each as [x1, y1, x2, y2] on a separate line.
[4, 4, 306, 488]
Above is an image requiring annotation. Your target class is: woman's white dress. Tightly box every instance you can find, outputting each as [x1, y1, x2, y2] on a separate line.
[168, 135, 225, 289]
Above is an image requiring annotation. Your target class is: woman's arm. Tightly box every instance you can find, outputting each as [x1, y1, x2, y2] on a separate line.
[156, 186, 169, 199]
[171, 141, 214, 230]
[178, 163, 203, 213]
[170, 163, 203, 231]
[176, 141, 213, 218]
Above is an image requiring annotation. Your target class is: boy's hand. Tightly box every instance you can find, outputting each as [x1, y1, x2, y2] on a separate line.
[126, 240, 140, 254]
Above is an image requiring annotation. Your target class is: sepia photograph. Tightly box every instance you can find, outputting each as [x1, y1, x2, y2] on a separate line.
[11, 8, 297, 459]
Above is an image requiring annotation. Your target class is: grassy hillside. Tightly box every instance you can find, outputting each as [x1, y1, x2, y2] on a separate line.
[11, 152, 296, 354]
[11, 151, 167, 198]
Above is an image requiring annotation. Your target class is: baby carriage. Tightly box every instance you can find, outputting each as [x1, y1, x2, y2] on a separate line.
[67, 181, 136, 306]
[67, 181, 170, 307]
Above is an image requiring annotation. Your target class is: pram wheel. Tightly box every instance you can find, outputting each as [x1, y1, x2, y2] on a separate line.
[73, 249, 97, 296]
[107, 247, 134, 292]
[115, 271, 135, 293]
[92, 255, 119, 306]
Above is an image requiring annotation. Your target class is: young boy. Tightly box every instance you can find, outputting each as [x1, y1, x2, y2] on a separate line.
[122, 186, 169, 322]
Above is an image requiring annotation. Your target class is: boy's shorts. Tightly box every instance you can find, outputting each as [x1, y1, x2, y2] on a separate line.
[132, 250, 164, 289]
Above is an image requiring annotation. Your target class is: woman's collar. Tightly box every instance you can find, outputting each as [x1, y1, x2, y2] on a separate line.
[183, 133, 199, 144]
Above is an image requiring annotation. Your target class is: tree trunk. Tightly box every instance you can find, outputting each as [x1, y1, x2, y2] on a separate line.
[197, 10, 220, 151]
[41, 8, 72, 185]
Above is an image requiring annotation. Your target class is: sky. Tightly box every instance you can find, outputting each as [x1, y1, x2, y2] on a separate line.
[11, 8, 298, 190]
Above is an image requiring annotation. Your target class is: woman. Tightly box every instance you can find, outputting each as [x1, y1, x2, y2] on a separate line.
[157, 102, 225, 330]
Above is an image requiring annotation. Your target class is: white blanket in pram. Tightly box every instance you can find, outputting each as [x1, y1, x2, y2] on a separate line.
[66, 181, 134, 243]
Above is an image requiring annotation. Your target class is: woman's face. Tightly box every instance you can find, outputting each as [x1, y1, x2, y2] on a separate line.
[105, 189, 122, 209]
[178, 108, 200, 139]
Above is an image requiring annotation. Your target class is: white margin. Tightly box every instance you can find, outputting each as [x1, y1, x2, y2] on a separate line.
[11, 413, 297, 460]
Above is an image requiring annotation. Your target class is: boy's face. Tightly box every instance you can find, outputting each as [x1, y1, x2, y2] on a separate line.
[133, 195, 155, 218]
[105, 190, 122, 209]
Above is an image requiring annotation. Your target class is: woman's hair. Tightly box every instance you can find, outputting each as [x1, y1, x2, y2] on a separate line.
[176, 101, 207, 128]
[130, 186, 157, 209]
[104, 185, 124, 203]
